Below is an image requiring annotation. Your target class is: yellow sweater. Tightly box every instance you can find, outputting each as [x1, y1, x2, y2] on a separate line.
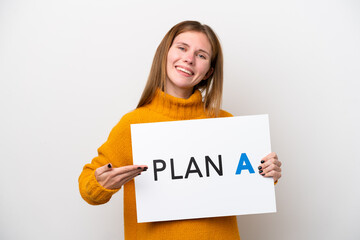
[79, 89, 241, 240]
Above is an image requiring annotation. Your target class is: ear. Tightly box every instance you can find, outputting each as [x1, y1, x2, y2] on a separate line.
[202, 67, 214, 80]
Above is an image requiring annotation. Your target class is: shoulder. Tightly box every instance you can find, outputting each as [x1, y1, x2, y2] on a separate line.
[218, 109, 233, 117]
[107, 108, 141, 136]
[118, 109, 140, 124]
[111, 107, 151, 132]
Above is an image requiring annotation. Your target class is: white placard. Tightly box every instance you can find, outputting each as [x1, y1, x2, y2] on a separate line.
[131, 114, 276, 223]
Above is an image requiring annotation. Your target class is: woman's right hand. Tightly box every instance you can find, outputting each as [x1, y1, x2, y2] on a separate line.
[95, 163, 148, 189]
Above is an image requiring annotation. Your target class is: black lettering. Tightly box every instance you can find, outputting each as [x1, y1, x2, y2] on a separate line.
[153, 159, 166, 181]
[185, 157, 203, 178]
[170, 158, 183, 180]
[205, 155, 223, 177]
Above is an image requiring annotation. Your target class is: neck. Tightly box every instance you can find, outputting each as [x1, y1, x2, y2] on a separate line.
[144, 89, 205, 120]
[165, 85, 194, 99]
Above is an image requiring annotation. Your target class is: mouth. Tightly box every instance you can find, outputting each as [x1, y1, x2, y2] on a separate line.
[176, 66, 194, 76]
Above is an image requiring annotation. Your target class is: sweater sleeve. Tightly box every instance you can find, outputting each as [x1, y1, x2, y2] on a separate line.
[78, 114, 134, 205]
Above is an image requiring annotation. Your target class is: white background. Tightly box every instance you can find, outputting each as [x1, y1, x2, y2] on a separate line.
[0, 0, 359, 239]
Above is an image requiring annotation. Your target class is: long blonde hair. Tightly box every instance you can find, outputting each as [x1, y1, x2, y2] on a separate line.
[137, 20, 223, 117]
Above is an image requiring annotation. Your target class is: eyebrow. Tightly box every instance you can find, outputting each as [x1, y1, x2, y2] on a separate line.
[176, 42, 211, 56]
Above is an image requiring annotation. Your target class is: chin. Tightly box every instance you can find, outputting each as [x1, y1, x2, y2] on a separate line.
[172, 81, 194, 90]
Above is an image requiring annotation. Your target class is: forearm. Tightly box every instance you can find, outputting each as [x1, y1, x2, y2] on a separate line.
[78, 162, 120, 205]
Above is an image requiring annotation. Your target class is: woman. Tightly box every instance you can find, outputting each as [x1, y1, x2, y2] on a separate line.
[79, 20, 282, 240]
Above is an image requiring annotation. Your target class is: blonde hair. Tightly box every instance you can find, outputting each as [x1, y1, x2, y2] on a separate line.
[137, 20, 223, 117]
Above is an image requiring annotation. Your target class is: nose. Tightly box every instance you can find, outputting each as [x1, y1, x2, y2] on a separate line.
[183, 51, 194, 65]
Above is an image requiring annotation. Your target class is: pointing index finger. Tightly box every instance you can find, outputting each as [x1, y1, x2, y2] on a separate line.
[112, 165, 148, 175]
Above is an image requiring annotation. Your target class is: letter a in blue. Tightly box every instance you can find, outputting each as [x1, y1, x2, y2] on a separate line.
[235, 153, 255, 174]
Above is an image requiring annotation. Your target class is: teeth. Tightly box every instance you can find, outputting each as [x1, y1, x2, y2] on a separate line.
[176, 67, 193, 75]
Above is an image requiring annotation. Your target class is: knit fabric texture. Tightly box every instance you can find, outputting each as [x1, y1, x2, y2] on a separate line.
[79, 89, 241, 240]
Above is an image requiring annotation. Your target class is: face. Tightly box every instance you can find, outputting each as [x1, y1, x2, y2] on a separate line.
[166, 31, 213, 99]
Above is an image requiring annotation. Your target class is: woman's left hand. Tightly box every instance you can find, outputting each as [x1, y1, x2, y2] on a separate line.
[258, 152, 282, 182]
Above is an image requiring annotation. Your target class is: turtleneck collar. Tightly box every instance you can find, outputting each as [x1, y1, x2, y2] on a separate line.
[144, 89, 206, 120]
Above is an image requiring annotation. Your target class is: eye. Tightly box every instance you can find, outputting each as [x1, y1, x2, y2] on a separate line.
[178, 46, 185, 51]
[198, 53, 206, 60]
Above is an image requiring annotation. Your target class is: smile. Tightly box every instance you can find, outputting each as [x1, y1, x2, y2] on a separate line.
[176, 66, 194, 75]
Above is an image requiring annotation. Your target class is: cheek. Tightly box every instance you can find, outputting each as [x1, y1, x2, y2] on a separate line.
[167, 48, 178, 63]
[200, 63, 211, 76]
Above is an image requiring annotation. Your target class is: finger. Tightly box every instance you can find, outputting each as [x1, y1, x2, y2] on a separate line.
[111, 168, 143, 182]
[119, 165, 148, 186]
[111, 165, 148, 176]
[259, 164, 281, 175]
[120, 171, 144, 186]
[263, 160, 281, 172]
[116, 171, 143, 187]
[265, 156, 282, 168]
[263, 169, 280, 178]
[263, 170, 282, 182]
[258, 158, 281, 170]
[95, 163, 114, 177]
[100, 167, 143, 189]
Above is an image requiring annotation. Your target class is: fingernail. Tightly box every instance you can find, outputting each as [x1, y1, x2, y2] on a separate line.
[108, 164, 112, 168]
[143, 167, 148, 171]
[261, 173, 265, 176]
[261, 160, 265, 163]
[137, 167, 142, 169]
[259, 170, 263, 173]
[138, 173, 141, 175]
[258, 166, 262, 170]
